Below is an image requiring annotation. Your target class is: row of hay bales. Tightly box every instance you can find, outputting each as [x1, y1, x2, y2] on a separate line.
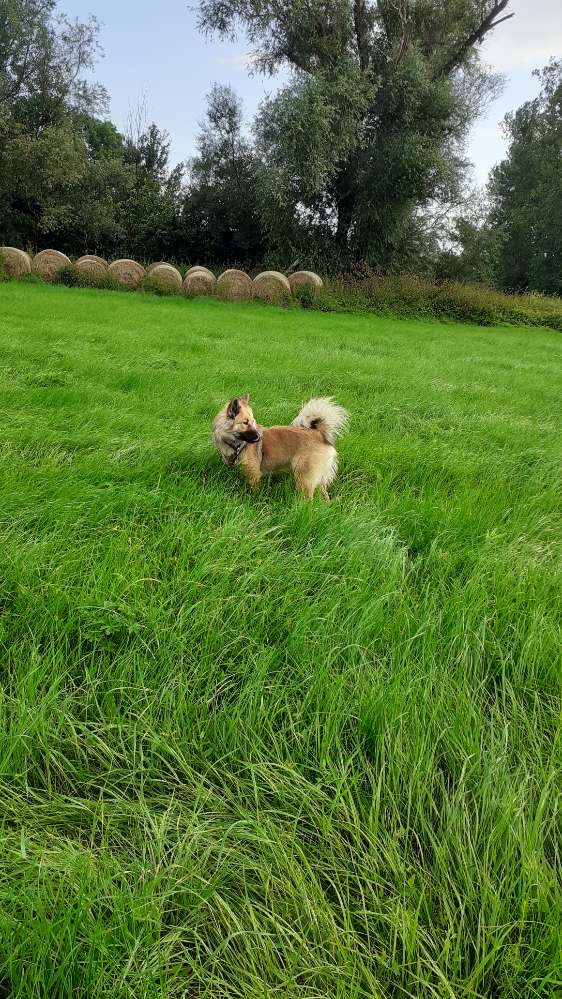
[0, 247, 323, 304]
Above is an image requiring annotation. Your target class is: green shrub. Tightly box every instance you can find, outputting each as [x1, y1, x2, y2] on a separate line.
[54, 264, 81, 287]
[78, 270, 121, 292]
[139, 275, 181, 297]
[321, 274, 562, 330]
[54, 263, 121, 292]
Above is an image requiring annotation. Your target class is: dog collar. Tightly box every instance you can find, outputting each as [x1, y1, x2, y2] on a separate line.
[224, 440, 246, 466]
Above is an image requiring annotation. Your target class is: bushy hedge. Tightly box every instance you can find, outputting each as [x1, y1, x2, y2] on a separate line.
[306, 275, 562, 331]
[53, 264, 121, 291]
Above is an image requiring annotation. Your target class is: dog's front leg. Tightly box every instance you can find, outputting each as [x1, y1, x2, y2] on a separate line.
[240, 450, 262, 494]
[244, 468, 262, 494]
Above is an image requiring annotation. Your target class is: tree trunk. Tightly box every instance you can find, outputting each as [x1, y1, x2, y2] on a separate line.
[334, 163, 356, 251]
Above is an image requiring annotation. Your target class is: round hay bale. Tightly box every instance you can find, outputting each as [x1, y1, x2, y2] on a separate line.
[108, 259, 145, 289]
[288, 270, 324, 292]
[185, 265, 214, 279]
[32, 249, 71, 281]
[217, 269, 254, 302]
[253, 270, 292, 304]
[146, 261, 170, 275]
[0, 246, 31, 278]
[76, 255, 108, 281]
[182, 269, 217, 297]
[76, 254, 107, 267]
[147, 263, 182, 293]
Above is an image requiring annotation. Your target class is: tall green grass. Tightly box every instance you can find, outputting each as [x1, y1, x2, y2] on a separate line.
[0, 282, 561, 998]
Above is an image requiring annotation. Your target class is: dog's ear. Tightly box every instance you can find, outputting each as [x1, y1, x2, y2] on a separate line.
[227, 398, 240, 420]
[241, 393, 250, 403]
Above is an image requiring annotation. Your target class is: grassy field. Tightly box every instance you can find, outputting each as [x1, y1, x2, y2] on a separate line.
[1, 281, 561, 998]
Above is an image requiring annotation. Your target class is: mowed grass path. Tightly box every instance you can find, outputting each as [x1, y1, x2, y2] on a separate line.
[1, 282, 561, 998]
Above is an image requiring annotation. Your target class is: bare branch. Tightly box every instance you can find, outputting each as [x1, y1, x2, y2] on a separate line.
[441, 0, 514, 75]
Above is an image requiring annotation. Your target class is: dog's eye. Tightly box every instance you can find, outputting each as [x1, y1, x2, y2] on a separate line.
[243, 420, 249, 425]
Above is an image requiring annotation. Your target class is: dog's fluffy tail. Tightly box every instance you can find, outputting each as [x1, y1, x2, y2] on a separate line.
[292, 397, 349, 445]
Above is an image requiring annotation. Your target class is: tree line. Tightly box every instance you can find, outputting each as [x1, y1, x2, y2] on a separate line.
[1, 0, 560, 294]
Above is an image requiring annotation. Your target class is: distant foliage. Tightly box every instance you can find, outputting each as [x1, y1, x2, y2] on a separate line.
[316, 274, 562, 330]
[488, 60, 562, 296]
[180, 85, 267, 267]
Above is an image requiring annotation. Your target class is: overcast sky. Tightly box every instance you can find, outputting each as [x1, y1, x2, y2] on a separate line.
[64, 0, 562, 187]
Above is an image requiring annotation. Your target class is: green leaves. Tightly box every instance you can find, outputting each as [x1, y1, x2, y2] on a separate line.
[257, 68, 372, 200]
[488, 59, 562, 295]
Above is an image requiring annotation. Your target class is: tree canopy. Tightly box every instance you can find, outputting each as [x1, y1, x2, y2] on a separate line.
[488, 59, 562, 295]
[180, 84, 266, 266]
[197, 0, 513, 268]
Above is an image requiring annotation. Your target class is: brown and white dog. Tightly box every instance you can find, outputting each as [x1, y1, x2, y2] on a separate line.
[212, 395, 349, 500]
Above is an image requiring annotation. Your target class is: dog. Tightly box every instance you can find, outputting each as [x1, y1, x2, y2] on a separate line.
[212, 395, 349, 500]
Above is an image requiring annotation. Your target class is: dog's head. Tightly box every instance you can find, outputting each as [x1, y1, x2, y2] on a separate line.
[224, 394, 261, 443]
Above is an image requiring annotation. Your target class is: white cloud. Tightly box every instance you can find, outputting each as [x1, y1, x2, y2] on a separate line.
[479, 0, 562, 71]
[217, 51, 260, 69]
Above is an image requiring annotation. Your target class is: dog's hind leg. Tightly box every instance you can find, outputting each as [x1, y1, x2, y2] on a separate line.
[292, 457, 318, 500]
[318, 447, 338, 502]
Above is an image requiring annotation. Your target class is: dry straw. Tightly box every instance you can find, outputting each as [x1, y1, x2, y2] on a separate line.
[109, 259, 145, 289]
[76, 254, 107, 266]
[32, 249, 71, 281]
[183, 270, 217, 296]
[146, 261, 170, 275]
[147, 263, 182, 293]
[0, 247, 31, 277]
[185, 265, 214, 279]
[76, 255, 108, 280]
[253, 270, 291, 304]
[288, 270, 323, 291]
[217, 269, 254, 301]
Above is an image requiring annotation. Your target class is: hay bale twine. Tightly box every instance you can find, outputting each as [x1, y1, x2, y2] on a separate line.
[147, 263, 182, 293]
[182, 269, 217, 296]
[217, 269, 254, 302]
[76, 255, 108, 281]
[108, 258, 145, 289]
[0, 246, 31, 277]
[32, 249, 71, 281]
[185, 265, 214, 279]
[253, 270, 292, 304]
[288, 270, 324, 292]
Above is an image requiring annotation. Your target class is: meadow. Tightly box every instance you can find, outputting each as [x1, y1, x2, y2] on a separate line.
[0, 281, 561, 998]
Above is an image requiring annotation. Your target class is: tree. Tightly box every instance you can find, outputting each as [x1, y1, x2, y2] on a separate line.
[0, 0, 107, 129]
[0, 0, 107, 245]
[181, 84, 266, 265]
[0, 3, 184, 260]
[488, 59, 562, 295]
[196, 0, 513, 269]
